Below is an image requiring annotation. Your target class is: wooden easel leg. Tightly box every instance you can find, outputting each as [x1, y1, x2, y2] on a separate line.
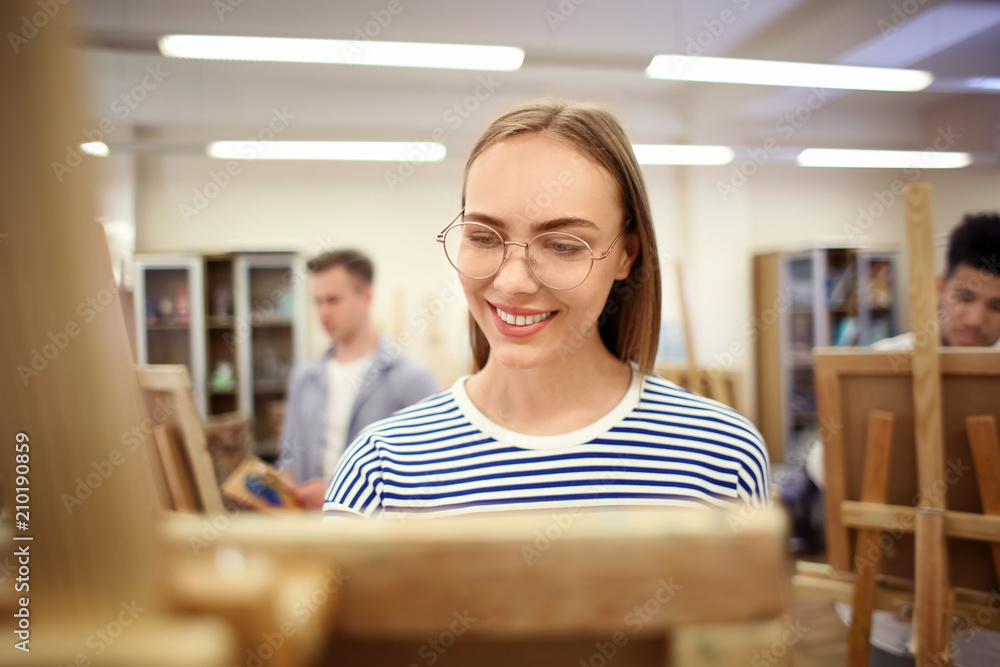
[847, 410, 895, 667]
[903, 183, 952, 667]
[914, 508, 949, 667]
[966, 415, 1000, 583]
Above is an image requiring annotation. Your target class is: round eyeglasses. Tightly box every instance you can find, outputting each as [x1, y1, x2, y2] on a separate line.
[436, 212, 624, 291]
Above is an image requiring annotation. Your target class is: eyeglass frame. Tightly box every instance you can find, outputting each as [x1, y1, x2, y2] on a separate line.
[436, 210, 626, 290]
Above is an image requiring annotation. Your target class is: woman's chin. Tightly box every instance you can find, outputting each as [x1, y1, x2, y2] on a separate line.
[485, 340, 559, 371]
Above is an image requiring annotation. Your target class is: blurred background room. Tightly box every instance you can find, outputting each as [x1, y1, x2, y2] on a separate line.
[3, 1, 1000, 664]
[69, 0, 1000, 467]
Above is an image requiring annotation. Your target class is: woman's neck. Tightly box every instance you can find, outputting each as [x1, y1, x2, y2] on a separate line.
[464, 337, 634, 436]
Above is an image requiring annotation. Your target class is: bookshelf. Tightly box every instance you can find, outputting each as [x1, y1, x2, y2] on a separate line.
[753, 248, 901, 463]
[205, 256, 238, 417]
[134, 255, 207, 414]
[234, 253, 308, 459]
[135, 252, 306, 458]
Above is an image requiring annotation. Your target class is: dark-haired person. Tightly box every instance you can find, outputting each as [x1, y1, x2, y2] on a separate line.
[873, 212, 1000, 351]
[808, 213, 1000, 666]
[278, 249, 437, 509]
[322, 101, 770, 519]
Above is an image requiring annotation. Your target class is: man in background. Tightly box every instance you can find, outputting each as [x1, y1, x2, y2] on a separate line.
[873, 212, 1000, 350]
[279, 249, 437, 509]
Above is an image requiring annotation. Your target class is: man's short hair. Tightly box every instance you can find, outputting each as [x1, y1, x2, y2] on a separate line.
[307, 249, 374, 285]
[947, 213, 1000, 278]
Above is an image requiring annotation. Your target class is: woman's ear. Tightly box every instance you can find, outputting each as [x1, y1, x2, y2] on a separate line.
[614, 232, 639, 281]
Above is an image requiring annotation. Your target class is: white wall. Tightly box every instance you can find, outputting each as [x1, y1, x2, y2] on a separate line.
[119, 147, 1000, 407]
[683, 162, 1000, 420]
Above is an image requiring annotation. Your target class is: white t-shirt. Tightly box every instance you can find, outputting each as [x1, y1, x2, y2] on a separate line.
[322, 353, 374, 479]
[871, 331, 1000, 350]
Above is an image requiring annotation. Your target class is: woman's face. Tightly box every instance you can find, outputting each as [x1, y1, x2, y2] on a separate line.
[461, 132, 636, 370]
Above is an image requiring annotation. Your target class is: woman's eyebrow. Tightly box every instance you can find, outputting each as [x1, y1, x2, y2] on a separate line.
[462, 211, 507, 228]
[463, 211, 599, 233]
[531, 217, 600, 234]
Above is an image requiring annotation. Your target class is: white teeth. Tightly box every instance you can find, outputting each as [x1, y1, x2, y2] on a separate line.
[495, 307, 553, 326]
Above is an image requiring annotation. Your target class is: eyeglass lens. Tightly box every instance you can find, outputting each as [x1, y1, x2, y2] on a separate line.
[442, 222, 593, 290]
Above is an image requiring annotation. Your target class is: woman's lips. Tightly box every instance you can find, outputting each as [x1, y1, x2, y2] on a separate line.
[488, 302, 557, 338]
[494, 305, 554, 326]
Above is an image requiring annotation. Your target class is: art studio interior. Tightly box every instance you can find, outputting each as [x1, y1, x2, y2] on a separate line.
[2, 0, 1000, 665]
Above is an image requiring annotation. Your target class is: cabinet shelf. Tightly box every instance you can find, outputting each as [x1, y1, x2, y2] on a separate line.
[252, 318, 293, 328]
[755, 248, 900, 464]
[235, 255, 306, 456]
[253, 382, 287, 394]
[137, 252, 305, 443]
[147, 322, 192, 330]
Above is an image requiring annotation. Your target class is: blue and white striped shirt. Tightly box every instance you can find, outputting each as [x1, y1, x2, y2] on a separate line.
[323, 369, 770, 518]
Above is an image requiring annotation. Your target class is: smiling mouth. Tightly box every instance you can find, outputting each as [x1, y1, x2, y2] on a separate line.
[495, 306, 554, 326]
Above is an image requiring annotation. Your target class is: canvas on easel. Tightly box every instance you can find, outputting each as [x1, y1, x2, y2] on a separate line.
[815, 348, 1000, 593]
[221, 456, 302, 513]
[136, 364, 226, 514]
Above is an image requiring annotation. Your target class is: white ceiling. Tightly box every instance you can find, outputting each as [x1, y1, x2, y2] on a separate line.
[75, 0, 1000, 161]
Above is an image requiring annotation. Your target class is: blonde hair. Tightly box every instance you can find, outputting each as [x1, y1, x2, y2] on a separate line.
[461, 100, 661, 374]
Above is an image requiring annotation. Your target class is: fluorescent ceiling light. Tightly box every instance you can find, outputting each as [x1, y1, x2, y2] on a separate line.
[646, 55, 932, 92]
[796, 148, 970, 169]
[632, 144, 734, 166]
[80, 141, 109, 157]
[966, 77, 1000, 90]
[207, 141, 447, 161]
[159, 34, 524, 71]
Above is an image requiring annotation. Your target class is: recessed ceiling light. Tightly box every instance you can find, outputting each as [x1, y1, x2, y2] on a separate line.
[646, 55, 932, 92]
[632, 144, 734, 166]
[207, 141, 447, 161]
[159, 34, 524, 71]
[796, 148, 970, 168]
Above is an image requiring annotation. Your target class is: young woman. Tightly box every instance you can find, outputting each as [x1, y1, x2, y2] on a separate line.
[323, 100, 769, 518]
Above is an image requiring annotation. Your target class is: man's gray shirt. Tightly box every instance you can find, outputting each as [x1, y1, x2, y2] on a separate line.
[278, 338, 438, 482]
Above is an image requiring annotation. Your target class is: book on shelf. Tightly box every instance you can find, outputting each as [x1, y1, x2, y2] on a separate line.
[835, 317, 859, 346]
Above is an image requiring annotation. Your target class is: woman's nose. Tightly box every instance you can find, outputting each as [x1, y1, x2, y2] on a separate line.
[492, 245, 540, 295]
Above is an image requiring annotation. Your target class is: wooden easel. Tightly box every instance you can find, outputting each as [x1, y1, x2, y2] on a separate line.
[0, 0, 236, 661]
[656, 261, 746, 413]
[160, 507, 793, 667]
[903, 183, 951, 667]
[799, 184, 1000, 667]
[800, 348, 1000, 654]
[654, 362, 745, 413]
[137, 364, 226, 514]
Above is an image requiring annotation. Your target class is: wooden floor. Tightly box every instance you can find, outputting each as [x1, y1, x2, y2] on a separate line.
[788, 596, 848, 667]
